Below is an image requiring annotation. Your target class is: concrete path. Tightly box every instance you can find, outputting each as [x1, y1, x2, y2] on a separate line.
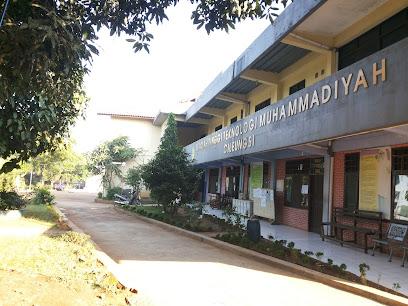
[54, 191, 384, 306]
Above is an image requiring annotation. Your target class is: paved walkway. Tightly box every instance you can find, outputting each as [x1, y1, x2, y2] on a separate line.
[54, 191, 387, 305]
[206, 206, 408, 297]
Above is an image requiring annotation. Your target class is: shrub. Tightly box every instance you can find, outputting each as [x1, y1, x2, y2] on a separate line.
[106, 187, 122, 200]
[31, 188, 55, 205]
[276, 249, 285, 259]
[153, 213, 159, 219]
[315, 252, 324, 261]
[275, 239, 287, 247]
[164, 217, 171, 223]
[98, 192, 102, 199]
[240, 237, 251, 247]
[291, 248, 301, 262]
[220, 233, 230, 242]
[301, 256, 312, 265]
[170, 219, 176, 225]
[0, 192, 27, 210]
[192, 225, 199, 232]
[256, 243, 266, 251]
[327, 258, 334, 266]
[207, 226, 213, 232]
[147, 212, 153, 218]
[158, 215, 164, 221]
[184, 223, 192, 230]
[229, 233, 240, 244]
[177, 222, 184, 228]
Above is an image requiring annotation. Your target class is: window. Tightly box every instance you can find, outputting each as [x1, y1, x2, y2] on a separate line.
[208, 168, 219, 194]
[339, 8, 408, 70]
[262, 162, 269, 188]
[240, 109, 244, 119]
[289, 80, 306, 95]
[200, 133, 206, 139]
[392, 147, 408, 221]
[255, 98, 271, 112]
[230, 116, 237, 124]
[344, 153, 360, 210]
[215, 124, 222, 132]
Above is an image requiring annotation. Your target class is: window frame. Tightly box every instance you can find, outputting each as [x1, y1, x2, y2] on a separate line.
[208, 168, 219, 194]
[343, 152, 360, 210]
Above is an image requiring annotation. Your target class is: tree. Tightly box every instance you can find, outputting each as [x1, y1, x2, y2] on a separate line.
[142, 113, 202, 215]
[125, 167, 144, 197]
[31, 145, 89, 186]
[87, 136, 142, 192]
[0, 0, 290, 173]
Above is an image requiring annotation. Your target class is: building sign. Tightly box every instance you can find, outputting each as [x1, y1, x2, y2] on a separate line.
[194, 59, 386, 155]
[186, 39, 408, 165]
[311, 158, 324, 174]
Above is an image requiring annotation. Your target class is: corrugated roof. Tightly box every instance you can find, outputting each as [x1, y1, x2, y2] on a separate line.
[251, 43, 311, 72]
[223, 78, 261, 94]
[206, 98, 232, 109]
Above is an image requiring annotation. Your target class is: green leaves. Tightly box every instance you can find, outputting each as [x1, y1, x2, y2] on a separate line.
[142, 113, 202, 211]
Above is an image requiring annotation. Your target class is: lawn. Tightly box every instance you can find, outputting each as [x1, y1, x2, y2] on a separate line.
[0, 204, 136, 305]
[25, 204, 58, 224]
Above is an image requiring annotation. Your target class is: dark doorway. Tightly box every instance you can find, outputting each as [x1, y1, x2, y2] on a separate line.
[225, 166, 240, 199]
[309, 175, 324, 234]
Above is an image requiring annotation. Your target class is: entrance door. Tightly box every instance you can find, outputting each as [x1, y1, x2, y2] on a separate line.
[309, 175, 324, 234]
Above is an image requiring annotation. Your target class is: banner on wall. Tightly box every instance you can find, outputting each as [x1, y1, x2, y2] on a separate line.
[250, 162, 263, 199]
[358, 147, 391, 219]
[359, 150, 379, 211]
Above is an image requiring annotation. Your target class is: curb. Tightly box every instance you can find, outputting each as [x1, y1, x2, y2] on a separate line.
[117, 209, 408, 306]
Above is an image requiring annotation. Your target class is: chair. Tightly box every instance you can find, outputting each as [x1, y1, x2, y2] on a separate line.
[371, 223, 408, 266]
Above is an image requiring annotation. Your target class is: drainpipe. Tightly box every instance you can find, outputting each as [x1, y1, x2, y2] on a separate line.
[328, 140, 334, 233]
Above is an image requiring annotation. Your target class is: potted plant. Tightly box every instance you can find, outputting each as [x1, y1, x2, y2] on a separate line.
[0, 191, 27, 221]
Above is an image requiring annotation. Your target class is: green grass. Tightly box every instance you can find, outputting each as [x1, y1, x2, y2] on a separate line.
[0, 232, 118, 292]
[136, 205, 163, 214]
[25, 204, 57, 224]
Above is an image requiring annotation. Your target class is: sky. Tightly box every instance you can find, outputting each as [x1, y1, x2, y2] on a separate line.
[72, 2, 284, 153]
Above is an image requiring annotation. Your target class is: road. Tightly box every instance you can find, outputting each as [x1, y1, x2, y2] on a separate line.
[54, 191, 383, 306]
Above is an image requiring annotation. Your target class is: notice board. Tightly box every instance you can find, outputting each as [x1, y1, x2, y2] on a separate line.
[359, 147, 391, 218]
[359, 152, 379, 211]
[253, 188, 275, 220]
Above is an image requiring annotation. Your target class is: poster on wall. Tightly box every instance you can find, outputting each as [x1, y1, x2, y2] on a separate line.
[358, 147, 391, 218]
[359, 150, 379, 211]
[250, 162, 263, 199]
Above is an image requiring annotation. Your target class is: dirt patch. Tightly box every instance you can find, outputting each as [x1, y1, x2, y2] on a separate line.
[0, 270, 96, 306]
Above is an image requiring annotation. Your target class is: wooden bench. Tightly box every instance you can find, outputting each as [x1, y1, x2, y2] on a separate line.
[321, 207, 382, 254]
[371, 223, 408, 266]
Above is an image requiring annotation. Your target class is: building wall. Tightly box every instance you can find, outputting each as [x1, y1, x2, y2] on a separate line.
[108, 117, 162, 197]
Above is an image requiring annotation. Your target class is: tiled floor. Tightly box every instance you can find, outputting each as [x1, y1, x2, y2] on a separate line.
[204, 205, 408, 296]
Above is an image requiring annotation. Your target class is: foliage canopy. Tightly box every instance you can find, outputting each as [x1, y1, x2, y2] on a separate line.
[87, 136, 141, 191]
[0, 0, 289, 172]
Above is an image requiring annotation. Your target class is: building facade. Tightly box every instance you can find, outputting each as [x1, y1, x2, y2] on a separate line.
[154, 0, 408, 236]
